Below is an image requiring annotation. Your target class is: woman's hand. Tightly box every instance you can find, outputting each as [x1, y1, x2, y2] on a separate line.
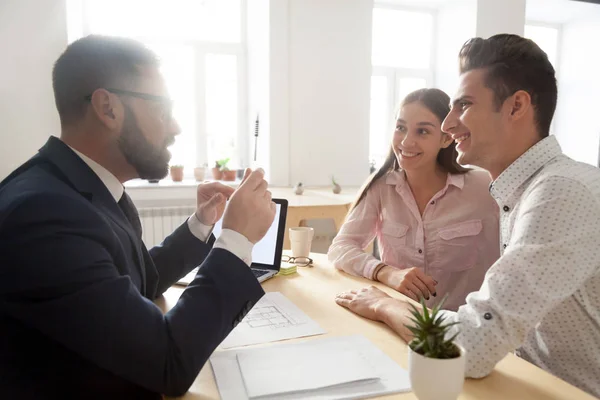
[377, 266, 436, 301]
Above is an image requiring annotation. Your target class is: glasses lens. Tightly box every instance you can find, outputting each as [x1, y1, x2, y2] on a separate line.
[295, 257, 312, 266]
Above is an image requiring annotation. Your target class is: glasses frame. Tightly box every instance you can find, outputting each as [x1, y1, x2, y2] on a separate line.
[84, 88, 174, 123]
[282, 255, 313, 267]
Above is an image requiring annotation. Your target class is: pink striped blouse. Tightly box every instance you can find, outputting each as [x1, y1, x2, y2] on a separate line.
[328, 169, 500, 311]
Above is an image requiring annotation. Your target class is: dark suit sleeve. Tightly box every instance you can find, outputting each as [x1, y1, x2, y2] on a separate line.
[0, 193, 264, 397]
[148, 222, 214, 296]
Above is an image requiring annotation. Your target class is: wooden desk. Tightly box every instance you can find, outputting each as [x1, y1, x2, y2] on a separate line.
[269, 187, 359, 249]
[158, 253, 595, 400]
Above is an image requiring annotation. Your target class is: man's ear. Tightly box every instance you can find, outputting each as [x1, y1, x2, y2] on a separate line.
[507, 90, 531, 121]
[89, 89, 121, 130]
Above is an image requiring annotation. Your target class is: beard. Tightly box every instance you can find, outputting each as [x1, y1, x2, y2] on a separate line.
[118, 104, 174, 180]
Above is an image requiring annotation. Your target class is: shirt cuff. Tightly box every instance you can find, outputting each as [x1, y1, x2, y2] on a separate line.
[213, 229, 254, 266]
[364, 259, 385, 280]
[186, 213, 213, 242]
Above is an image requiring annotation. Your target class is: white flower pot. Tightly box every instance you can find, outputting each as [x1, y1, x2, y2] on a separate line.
[408, 345, 466, 400]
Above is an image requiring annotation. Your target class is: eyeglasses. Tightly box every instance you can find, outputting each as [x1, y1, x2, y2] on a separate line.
[84, 88, 174, 123]
[282, 255, 313, 267]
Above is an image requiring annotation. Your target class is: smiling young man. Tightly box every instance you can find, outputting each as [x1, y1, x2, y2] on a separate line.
[335, 34, 600, 397]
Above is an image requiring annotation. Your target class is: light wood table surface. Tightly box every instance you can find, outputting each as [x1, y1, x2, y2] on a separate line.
[156, 253, 595, 400]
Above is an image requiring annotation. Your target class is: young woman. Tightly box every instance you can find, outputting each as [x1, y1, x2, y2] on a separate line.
[328, 88, 499, 311]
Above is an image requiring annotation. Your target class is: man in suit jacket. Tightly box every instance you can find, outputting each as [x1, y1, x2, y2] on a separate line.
[0, 35, 276, 399]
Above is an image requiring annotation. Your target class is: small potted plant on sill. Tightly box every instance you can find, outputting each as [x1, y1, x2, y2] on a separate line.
[406, 296, 465, 400]
[169, 165, 184, 182]
[221, 163, 236, 182]
[331, 176, 342, 194]
[213, 157, 235, 181]
[194, 163, 207, 182]
[212, 159, 227, 180]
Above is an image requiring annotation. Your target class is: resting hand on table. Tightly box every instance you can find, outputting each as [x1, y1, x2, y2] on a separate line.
[376, 265, 437, 302]
[335, 286, 415, 342]
[194, 182, 235, 225]
[335, 286, 394, 321]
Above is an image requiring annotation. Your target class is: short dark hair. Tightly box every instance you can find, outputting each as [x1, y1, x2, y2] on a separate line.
[458, 34, 557, 138]
[52, 35, 159, 124]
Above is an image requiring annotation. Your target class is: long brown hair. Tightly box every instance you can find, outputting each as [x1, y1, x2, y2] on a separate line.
[350, 88, 469, 213]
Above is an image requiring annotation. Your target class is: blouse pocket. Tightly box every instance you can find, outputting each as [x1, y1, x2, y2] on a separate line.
[435, 219, 483, 271]
[380, 221, 409, 246]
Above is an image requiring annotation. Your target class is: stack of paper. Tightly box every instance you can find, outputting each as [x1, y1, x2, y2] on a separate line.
[277, 263, 297, 276]
[237, 340, 380, 398]
[210, 335, 411, 400]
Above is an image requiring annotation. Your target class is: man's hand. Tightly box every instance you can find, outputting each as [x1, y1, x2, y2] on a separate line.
[222, 168, 276, 244]
[377, 266, 437, 301]
[336, 285, 415, 342]
[335, 286, 394, 321]
[194, 182, 236, 225]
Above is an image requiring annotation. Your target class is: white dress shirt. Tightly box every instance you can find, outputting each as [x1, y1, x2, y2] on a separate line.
[69, 146, 253, 266]
[442, 136, 600, 397]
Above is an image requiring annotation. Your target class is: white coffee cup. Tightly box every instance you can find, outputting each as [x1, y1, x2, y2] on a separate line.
[289, 227, 314, 258]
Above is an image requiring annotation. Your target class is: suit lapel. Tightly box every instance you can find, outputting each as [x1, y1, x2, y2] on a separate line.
[38, 137, 149, 295]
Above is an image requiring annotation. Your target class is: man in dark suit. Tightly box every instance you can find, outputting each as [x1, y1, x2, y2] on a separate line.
[0, 35, 276, 399]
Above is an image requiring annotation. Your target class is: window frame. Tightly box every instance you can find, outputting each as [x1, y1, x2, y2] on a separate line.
[73, 0, 249, 174]
[524, 20, 562, 76]
[370, 2, 437, 167]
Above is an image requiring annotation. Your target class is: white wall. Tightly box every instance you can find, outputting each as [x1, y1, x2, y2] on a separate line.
[287, 0, 373, 187]
[435, 0, 476, 96]
[554, 16, 600, 166]
[267, 0, 291, 186]
[246, 0, 271, 177]
[475, 0, 526, 38]
[0, 0, 67, 179]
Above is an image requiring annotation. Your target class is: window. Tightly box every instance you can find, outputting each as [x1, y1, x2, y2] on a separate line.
[67, 0, 247, 173]
[370, 6, 435, 167]
[525, 23, 560, 69]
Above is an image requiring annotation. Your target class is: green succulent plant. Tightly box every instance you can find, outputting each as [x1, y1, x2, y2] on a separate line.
[216, 158, 231, 171]
[405, 295, 460, 359]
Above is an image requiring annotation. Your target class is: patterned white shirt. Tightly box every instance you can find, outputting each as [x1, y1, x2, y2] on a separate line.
[443, 136, 600, 397]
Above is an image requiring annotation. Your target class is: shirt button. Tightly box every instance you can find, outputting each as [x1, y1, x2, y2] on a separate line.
[503, 205, 510, 212]
[418, 249, 423, 254]
[484, 312, 492, 320]
[503, 244, 507, 249]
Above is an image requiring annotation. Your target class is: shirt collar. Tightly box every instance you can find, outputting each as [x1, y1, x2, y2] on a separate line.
[68, 146, 124, 202]
[385, 169, 465, 190]
[490, 135, 562, 202]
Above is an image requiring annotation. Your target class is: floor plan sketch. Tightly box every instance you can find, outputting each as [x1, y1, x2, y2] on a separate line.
[220, 292, 326, 348]
[244, 303, 301, 329]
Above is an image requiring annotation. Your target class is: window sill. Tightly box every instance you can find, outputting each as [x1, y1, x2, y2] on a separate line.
[126, 178, 240, 207]
[126, 179, 361, 209]
[125, 178, 241, 189]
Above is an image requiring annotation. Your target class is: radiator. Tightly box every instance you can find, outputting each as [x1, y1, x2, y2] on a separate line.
[138, 205, 196, 248]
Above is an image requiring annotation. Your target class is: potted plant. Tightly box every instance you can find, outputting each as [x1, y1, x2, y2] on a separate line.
[222, 169, 236, 182]
[194, 163, 207, 182]
[211, 159, 226, 180]
[218, 158, 236, 181]
[169, 165, 184, 182]
[331, 176, 341, 194]
[406, 297, 465, 400]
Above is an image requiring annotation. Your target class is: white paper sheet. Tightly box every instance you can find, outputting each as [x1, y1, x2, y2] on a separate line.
[210, 335, 411, 400]
[237, 337, 380, 398]
[220, 292, 325, 349]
